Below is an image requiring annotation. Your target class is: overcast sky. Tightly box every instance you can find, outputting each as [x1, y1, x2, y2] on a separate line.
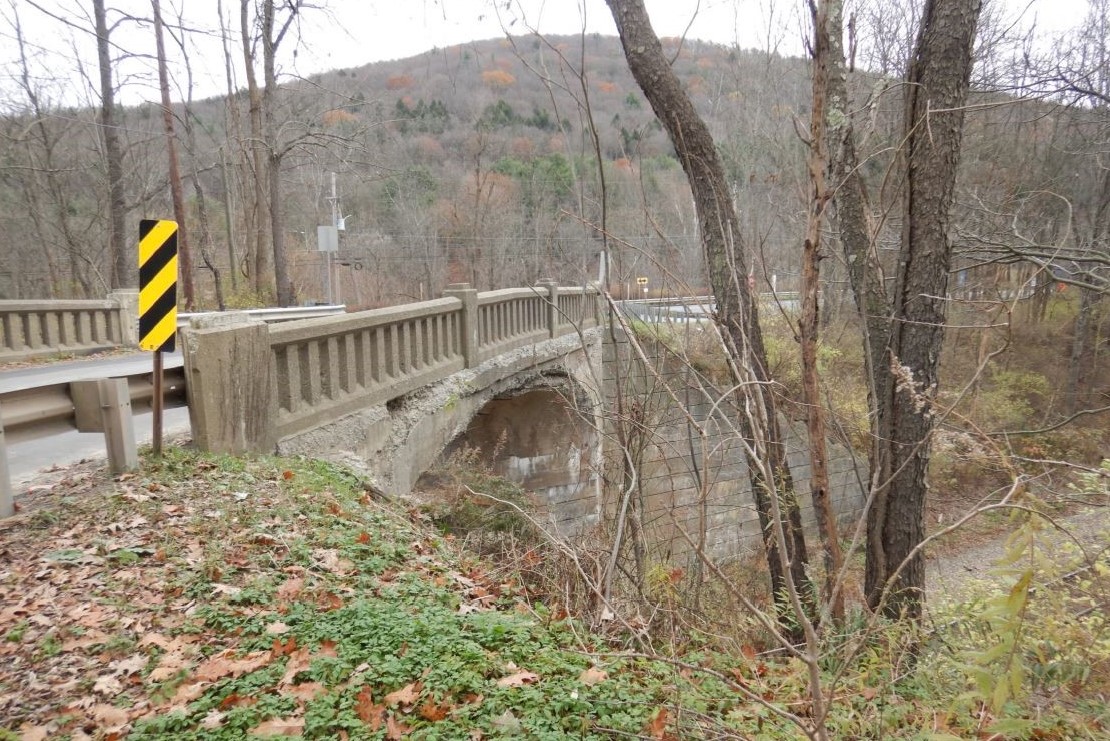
[0, 0, 1092, 108]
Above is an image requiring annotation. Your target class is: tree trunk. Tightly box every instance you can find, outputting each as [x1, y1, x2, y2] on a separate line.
[803, 0, 845, 624]
[152, 0, 194, 310]
[605, 0, 812, 635]
[172, 3, 227, 312]
[866, 0, 983, 619]
[1066, 287, 1105, 413]
[218, 0, 241, 292]
[93, 0, 130, 289]
[826, 0, 891, 438]
[241, 0, 271, 299]
[261, 0, 294, 306]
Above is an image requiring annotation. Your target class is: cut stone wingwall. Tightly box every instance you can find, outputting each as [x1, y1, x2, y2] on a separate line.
[602, 327, 866, 564]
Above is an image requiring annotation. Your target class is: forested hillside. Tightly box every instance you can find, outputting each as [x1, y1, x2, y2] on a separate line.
[1, 32, 817, 306]
[0, 26, 1100, 318]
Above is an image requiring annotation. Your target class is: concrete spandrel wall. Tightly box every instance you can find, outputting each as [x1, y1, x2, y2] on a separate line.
[443, 386, 600, 533]
[603, 330, 867, 564]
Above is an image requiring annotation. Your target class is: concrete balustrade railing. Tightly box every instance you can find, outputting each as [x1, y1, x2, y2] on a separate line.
[0, 291, 138, 363]
[269, 296, 466, 441]
[475, 287, 553, 363]
[556, 287, 600, 331]
[183, 283, 600, 455]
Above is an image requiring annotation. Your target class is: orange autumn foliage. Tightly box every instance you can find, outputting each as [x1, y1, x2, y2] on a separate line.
[481, 69, 516, 89]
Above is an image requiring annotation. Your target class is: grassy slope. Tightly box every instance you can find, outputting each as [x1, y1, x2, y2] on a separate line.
[0, 451, 740, 740]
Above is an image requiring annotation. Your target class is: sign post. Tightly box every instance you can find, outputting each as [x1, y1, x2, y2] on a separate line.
[138, 219, 178, 457]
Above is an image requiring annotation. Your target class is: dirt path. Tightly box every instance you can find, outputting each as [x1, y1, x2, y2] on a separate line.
[926, 504, 1110, 601]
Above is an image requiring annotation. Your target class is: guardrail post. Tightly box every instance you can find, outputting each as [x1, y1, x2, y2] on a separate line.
[72, 380, 104, 432]
[536, 280, 558, 338]
[443, 283, 478, 368]
[183, 313, 273, 454]
[0, 419, 12, 517]
[97, 377, 138, 474]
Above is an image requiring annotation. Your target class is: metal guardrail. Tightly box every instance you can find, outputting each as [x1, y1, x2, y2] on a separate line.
[0, 362, 188, 517]
[177, 304, 345, 328]
[0, 365, 187, 440]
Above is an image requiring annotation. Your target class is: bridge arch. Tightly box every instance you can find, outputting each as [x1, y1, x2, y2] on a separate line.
[434, 370, 601, 533]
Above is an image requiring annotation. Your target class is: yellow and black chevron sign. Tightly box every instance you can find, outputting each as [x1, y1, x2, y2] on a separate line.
[138, 219, 178, 352]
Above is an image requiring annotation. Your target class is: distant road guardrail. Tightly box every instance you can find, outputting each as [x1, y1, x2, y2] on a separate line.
[177, 304, 345, 328]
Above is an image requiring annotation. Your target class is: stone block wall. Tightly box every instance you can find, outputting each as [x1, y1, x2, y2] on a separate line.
[601, 328, 866, 564]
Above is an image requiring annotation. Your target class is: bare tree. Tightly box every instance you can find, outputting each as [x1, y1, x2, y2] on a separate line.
[830, 0, 985, 618]
[239, 0, 270, 300]
[92, 0, 130, 289]
[6, 2, 103, 297]
[151, 0, 194, 309]
[604, 0, 813, 636]
[167, 3, 227, 310]
[801, 0, 845, 624]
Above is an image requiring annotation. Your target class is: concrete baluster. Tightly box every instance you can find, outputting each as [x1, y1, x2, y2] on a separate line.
[443, 283, 478, 368]
[0, 314, 13, 354]
[76, 311, 91, 347]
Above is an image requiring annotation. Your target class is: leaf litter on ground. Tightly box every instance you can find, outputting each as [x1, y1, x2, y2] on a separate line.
[0, 449, 725, 740]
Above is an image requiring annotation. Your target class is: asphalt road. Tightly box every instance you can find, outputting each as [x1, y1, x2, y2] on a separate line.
[1, 352, 191, 486]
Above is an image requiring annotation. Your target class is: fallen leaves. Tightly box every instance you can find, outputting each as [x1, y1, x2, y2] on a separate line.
[91, 674, 123, 697]
[279, 648, 313, 686]
[18, 725, 51, 741]
[2, 451, 716, 740]
[384, 681, 422, 707]
[355, 687, 385, 730]
[578, 666, 608, 686]
[419, 698, 453, 721]
[645, 707, 671, 740]
[284, 681, 325, 703]
[276, 576, 304, 603]
[496, 669, 540, 688]
[249, 715, 305, 736]
[384, 713, 410, 740]
[194, 649, 273, 683]
[91, 703, 129, 728]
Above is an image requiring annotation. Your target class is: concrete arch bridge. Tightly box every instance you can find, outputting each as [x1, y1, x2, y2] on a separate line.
[183, 283, 606, 533]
